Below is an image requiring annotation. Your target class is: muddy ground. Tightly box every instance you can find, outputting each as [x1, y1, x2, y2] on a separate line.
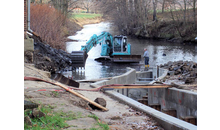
[24, 63, 164, 130]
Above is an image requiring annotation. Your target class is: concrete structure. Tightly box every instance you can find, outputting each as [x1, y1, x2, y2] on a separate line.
[148, 68, 197, 120]
[90, 67, 197, 130]
[91, 67, 136, 97]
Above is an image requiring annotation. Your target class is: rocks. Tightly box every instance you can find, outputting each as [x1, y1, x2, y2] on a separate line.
[185, 77, 196, 84]
[160, 60, 197, 84]
[32, 108, 46, 118]
[24, 108, 45, 126]
[24, 100, 38, 110]
[24, 116, 32, 126]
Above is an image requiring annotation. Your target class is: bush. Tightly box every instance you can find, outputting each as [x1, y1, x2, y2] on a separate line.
[30, 4, 80, 50]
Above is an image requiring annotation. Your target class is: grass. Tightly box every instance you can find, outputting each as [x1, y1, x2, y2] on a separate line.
[88, 114, 109, 130]
[24, 105, 84, 130]
[71, 13, 102, 20]
[24, 103, 109, 130]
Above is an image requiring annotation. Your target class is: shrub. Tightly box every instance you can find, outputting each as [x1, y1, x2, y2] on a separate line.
[30, 4, 80, 50]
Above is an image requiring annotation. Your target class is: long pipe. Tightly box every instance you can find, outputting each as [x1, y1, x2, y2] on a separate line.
[27, 0, 33, 32]
[24, 76, 108, 111]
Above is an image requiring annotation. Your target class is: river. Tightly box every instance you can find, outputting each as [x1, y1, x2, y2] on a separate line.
[63, 22, 197, 80]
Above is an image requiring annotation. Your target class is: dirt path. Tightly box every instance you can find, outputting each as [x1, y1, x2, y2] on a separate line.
[24, 63, 164, 130]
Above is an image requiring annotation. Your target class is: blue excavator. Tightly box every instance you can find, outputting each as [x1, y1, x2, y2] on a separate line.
[70, 32, 141, 68]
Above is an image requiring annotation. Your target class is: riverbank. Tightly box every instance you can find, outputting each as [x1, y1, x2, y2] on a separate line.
[24, 63, 164, 130]
[108, 8, 197, 44]
[132, 20, 197, 44]
[71, 13, 104, 27]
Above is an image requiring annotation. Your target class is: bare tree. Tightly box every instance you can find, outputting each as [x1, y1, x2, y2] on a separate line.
[152, 0, 158, 21]
[79, 0, 94, 13]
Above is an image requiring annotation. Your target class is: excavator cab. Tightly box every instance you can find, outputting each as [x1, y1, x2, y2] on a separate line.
[113, 36, 130, 55]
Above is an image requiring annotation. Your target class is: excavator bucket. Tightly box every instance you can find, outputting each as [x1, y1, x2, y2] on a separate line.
[51, 73, 79, 88]
[69, 51, 88, 68]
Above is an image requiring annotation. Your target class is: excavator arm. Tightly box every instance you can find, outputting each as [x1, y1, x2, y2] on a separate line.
[70, 32, 113, 68]
[81, 32, 113, 55]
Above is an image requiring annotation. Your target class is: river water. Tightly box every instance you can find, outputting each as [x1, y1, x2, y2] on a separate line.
[63, 22, 197, 80]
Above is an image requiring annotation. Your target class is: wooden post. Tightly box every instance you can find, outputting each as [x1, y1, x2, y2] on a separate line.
[157, 65, 159, 78]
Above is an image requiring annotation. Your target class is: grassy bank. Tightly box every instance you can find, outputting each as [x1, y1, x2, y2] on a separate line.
[72, 13, 102, 20]
[71, 13, 103, 27]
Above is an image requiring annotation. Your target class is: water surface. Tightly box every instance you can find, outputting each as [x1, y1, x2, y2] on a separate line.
[64, 22, 197, 80]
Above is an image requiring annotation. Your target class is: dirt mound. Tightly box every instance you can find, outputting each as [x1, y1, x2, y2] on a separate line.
[33, 41, 74, 73]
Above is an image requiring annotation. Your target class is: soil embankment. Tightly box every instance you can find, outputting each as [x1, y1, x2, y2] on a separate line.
[33, 40, 74, 73]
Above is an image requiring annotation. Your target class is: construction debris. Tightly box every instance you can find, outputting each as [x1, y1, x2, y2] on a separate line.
[160, 60, 197, 85]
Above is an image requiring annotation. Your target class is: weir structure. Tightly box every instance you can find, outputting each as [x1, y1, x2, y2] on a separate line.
[90, 67, 197, 130]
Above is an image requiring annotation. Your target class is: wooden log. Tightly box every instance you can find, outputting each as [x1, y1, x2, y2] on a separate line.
[54, 82, 108, 111]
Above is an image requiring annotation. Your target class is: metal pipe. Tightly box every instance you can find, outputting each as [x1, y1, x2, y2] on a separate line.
[27, 0, 33, 32]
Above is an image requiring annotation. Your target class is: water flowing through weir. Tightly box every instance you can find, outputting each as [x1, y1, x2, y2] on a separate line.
[63, 22, 197, 80]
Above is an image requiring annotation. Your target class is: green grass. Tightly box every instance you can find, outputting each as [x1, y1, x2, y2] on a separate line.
[88, 114, 109, 130]
[24, 105, 84, 130]
[71, 13, 102, 20]
[24, 104, 109, 130]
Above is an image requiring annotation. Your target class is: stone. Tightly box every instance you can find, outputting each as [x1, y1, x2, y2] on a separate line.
[174, 69, 182, 75]
[89, 98, 107, 110]
[24, 116, 32, 126]
[185, 77, 196, 84]
[32, 108, 46, 118]
[24, 100, 38, 110]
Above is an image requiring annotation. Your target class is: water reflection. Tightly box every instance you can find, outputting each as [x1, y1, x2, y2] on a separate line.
[64, 22, 197, 80]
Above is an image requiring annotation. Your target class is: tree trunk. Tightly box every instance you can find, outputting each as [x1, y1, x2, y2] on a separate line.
[193, 0, 196, 27]
[183, 0, 186, 24]
[162, 0, 165, 13]
[153, 0, 157, 21]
